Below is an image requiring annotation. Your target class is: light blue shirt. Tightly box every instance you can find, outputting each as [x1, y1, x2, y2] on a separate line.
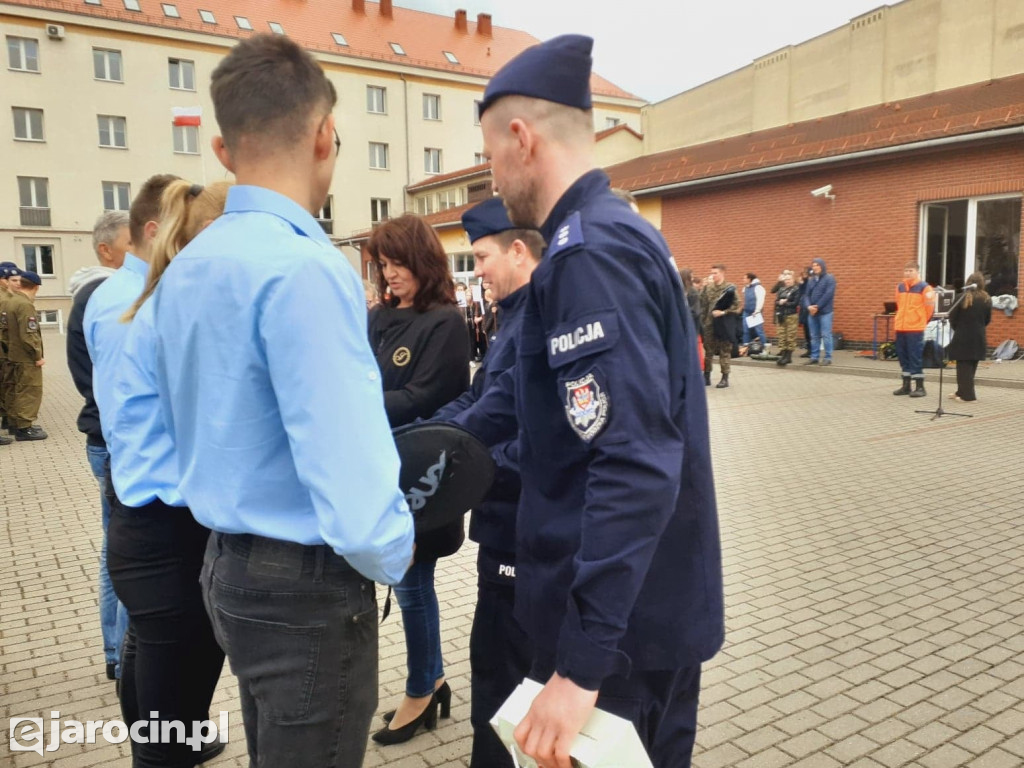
[82, 253, 147, 448]
[151, 185, 414, 585]
[109, 298, 183, 508]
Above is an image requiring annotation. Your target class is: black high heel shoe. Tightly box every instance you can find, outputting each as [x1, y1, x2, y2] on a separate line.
[371, 696, 438, 745]
[382, 681, 451, 724]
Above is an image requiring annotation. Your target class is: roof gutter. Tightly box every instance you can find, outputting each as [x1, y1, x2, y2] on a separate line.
[633, 126, 1024, 197]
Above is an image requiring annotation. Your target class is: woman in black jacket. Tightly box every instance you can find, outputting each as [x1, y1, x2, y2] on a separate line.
[946, 270, 992, 402]
[367, 215, 470, 745]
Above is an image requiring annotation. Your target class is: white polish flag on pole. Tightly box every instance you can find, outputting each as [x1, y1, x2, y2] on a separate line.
[171, 106, 202, 126]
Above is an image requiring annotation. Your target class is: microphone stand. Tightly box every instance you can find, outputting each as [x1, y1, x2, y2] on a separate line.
[915, 288, 972, 421]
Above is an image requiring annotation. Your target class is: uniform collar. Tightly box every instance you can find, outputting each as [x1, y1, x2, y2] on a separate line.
[225, 186, 332, 246]
[539, 169, 610, 244]
[122, 253, 149, 278]
[498, 283, 529, 311]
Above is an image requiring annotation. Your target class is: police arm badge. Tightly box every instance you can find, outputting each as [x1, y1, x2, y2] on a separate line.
[27, 316, 39, 332]
[564, 373, 609, 442]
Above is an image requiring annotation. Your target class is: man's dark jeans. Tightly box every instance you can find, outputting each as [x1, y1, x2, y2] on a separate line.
[201, 533, 378, 768]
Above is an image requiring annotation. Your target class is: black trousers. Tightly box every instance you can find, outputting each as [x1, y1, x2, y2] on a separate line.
[107, 491, 225, 768]
[955, 360, 979, 401]
[470, 547, 533, 768]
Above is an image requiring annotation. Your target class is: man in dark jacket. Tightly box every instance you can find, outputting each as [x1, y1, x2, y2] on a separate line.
[434, 197, 544, 768]
[66, 210, 130, 681]
[802, 257, 837, 365]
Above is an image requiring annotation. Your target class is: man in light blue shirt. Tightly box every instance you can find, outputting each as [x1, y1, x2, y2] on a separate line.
[150, 35, 414, 768]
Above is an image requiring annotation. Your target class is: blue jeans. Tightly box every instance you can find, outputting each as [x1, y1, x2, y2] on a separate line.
[86, 445, 128, 675]
[807, 312, 834, 361]
[896, 331, 924, 378]
[741, 313, 766, 345]
[394, 559, 444, 697]
[202, 533, 378, 768]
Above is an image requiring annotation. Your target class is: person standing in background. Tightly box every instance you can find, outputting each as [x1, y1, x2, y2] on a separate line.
[6, 269, 47, 441]
[946, 271, 991, 403]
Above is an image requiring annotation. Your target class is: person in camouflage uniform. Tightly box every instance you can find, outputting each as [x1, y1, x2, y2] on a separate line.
[0, 263, 19, 445]
[6, 269, 47, 441]
[700, 264, 741, 388]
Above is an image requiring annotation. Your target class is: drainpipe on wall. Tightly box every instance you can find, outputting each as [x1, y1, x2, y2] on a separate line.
[400, 73, 412, 204]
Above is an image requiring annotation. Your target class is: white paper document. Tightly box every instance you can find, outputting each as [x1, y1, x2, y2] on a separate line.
[744, 312, 764, 328]
[490, 678, 654, 768]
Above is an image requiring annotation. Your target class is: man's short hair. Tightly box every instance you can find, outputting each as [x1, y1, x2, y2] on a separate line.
[129, 174, 179, 246]
[211, 34, 337, 151]
[494, 228, 545, 261]
[92, 211, 129, 255]
[746, 272, 757, 280]
[904, 260, 920, 270]
[711, 264, 726, 272]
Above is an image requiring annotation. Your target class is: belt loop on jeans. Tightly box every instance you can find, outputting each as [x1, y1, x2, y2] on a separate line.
[313, 545, 325, 583]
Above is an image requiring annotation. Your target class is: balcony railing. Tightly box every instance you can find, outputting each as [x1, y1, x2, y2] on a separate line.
[20, 207, 51, 227]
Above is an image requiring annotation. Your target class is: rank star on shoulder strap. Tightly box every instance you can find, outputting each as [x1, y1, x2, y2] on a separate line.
[546, 211, 584, 258]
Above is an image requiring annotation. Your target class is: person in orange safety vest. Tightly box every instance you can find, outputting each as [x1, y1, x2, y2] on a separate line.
[893, 260, 936, 398]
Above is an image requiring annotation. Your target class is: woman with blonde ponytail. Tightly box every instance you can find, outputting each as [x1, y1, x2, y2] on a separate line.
[105, 179, 230, 768]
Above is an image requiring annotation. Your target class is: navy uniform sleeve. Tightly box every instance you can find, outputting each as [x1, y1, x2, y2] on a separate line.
[541, 231, 686, 690]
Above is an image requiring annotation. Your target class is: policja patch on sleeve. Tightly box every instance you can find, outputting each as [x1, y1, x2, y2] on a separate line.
[563, 372, 609, 442]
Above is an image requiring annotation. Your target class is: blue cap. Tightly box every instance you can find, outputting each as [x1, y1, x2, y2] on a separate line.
[461, 197, 518, 243]
[479, 34, 593, 118]
[18, 269, 41, 286]
[0, 263, 19, 278]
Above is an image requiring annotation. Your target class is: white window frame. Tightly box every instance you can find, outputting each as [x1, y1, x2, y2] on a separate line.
[98, 115, 128, 148]
[93, 48, 123, 82]
[370, 198, 391, 223]
[389, 42, 406, 55]
[423, 93, 441, 121]
[8, 36, 40, 73]
[366, 85, 386, 115]
[369, 142, 389, 170]
[331, 32, 348, 46]
[424, 148, 442, 175]
[317, 195, 333, 222]
[474, 152, 486, 166]
[102, 181, 131, 212]
[268, 22, 284, 34]
[18, 176, 49, 208]
[172, 124, 199, 154]
[12, 107, 44, 141]
[162, 3, 180, 18]
[168, 58, 195, 91]
[443, 51, 459, 64]
[416, 196, 434, 215]
[234, 16, 253, 30]
[198, 9, 216, 23]
[123, 0, 141, 10]
[604, 117, 622, 129]
[22, 244, 56, 276]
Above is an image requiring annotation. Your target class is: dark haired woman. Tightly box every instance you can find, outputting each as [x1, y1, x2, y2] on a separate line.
[946, 271, 991, 402]
[366, 214, 470, 744]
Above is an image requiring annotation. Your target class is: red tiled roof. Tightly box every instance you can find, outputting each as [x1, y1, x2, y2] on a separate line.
[407, 162, 490, 193]
[3, 0, 637, 99]
[607, 74, 1024, 193]
[342, 201, 473, 244]
[594, 123, 642, 141]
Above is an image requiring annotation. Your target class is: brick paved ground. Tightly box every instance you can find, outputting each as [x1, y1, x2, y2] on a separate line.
[2, 330, 1022, 767]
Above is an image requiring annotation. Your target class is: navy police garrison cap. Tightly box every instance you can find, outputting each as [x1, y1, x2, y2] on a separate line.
[0, 261, 18, 277]
[461, 197, 519, 244]
[478, 34, 594, 118]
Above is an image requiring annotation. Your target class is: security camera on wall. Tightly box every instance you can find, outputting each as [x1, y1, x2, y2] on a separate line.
[810, 184, 834, 199]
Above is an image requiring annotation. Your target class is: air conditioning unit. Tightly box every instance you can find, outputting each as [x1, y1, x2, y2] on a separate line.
[46, 24, 65, 40]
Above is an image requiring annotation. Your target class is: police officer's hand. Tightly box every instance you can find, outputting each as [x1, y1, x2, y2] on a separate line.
[35, 359, 45, 367]
[514, 673, 598, 768]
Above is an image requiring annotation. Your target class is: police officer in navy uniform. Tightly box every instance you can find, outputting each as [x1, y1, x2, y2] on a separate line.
[432, 197, 544, 767]
[456, 35, 725, 768]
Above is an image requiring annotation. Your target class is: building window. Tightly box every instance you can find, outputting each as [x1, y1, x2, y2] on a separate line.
[316, 195, 333, 234]
[123, 0, 140, 10]
[198, 9, 216, 23]
[234, 16, 253, 30]
[369, 142, 389, 170]
[921, 195, 1022, 296]
[172, 124, 199, 154]
[437, 188, 463, 211]
[18, 176, 50, 226]
[443, 51, 458, 64]
[331, 32, 348, 46]
[7, 37, 40, 72]
[451, 253, 474, 274]
[474, 152, 486, 165]
[98, 115, 127, 148]
[23, 244, 55, 276]
[604, 117, 622, 129]
[268, 22, 284, 34]
[85, 0, 101, 5]
[12, 107, 44, 141]
[366, 86, 386, 114]
[473, 100, 482, 125]
[93, 48, 123, 82]
[389, 42, 406, 55]
[102, 181, 131, 211]
[424, 148, 442, 175]
[38, 309, 59, 324]
[423, 94, 441, 121]
[162, 3, 180, 18]
[416, 196, 434, 215]
[370, 198, 390, 224]
[168, 58, 195, 90]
